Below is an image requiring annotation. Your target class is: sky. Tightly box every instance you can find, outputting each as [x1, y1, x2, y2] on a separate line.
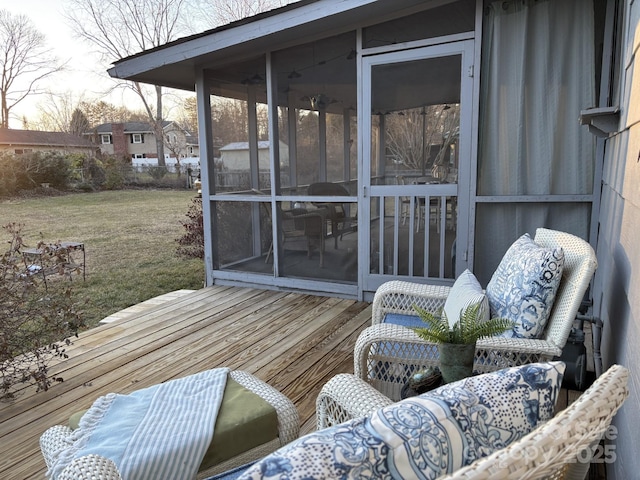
[1, 0, 146, 128]
[1, 0, 299, 129]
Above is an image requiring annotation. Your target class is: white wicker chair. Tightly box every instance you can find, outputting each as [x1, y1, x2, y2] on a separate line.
[44, 364, 629, 479]
[40, 370, 299, 479]
[316, 364, 629, 480]
[56, 454, 122, 480]
[355, 228, 598, 401]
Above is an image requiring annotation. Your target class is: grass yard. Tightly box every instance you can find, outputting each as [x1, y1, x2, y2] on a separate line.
[0, 189, 205, 327]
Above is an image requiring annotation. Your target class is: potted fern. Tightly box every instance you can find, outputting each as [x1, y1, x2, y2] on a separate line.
[412, 302, 512, 384]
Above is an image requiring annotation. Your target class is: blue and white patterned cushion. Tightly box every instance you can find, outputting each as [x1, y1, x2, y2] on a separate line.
[238, 362, 565, 480]
[486, 234, 564, 339]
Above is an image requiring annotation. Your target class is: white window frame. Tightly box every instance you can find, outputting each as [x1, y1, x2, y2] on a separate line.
[132, 133, 143, 144]
[101, 134, 111, 144]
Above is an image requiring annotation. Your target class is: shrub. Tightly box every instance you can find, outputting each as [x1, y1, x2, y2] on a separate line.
[76, 182, 96, 192]
[145, 165, 168, 180]
[0, 153, 19, 196]
[0, 223, 84, 399]
[28, 152, 71, 190]
[85, 157, 107, 188]
[12, 152, 72, 191]
[176, 197, 204, 259]
[0, 151, 94, 196]
[67, 154, 104, 189]
[102, 156, 130, 190]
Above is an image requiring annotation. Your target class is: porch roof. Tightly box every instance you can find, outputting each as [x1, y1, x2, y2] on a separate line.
[107, 0, 457, 92]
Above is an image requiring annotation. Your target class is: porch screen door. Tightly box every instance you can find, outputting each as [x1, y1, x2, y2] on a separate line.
[360, 41, 474, 295]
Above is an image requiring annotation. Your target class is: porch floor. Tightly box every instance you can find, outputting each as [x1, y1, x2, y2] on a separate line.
[1, 286, 371, 478]
[0, 286, 592, 479]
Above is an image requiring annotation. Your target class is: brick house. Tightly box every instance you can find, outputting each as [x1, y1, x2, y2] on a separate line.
[88, 121, 199, 160]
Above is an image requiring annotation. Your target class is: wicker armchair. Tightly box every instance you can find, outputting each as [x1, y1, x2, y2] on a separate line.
[44, 364, 628, 480]
[40, 370, 299, 480]
[355, 228, 598, 401]
[316, 364, 629, 480]
[55, 454, 122, 480]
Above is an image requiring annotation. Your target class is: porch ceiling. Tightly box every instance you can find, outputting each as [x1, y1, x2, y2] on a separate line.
[203, 32, 360, 113]
[197, 33, 461, 114]
[107, 0, 461, 95]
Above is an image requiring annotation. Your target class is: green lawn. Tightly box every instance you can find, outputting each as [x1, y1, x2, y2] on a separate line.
[0, 189, 205, 327]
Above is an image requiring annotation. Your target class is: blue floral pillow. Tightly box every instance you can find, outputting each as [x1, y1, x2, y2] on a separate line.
[237, 362, 565, 480]
[486, 234, 564, 339]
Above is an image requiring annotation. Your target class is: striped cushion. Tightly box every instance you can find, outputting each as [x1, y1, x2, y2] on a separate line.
[443, 269, 489, 327]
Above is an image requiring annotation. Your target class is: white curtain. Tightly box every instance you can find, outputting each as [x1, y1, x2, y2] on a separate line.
[475, 0, 596, 284]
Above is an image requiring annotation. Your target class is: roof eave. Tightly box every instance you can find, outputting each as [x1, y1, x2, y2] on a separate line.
[107, 0, 445, 90]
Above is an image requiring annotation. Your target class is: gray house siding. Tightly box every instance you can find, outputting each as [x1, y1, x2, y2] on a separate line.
[594, 3, 640, 478]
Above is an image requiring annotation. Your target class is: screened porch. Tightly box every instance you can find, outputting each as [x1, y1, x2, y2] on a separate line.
[108, 0, 603, 299]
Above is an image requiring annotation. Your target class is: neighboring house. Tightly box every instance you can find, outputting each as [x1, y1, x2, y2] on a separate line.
[88, 121, 199, 160]
[164, 123, 200, 160]
[0, 128, 97, 156]
[219, 141, 289, 170]
[108, 1, 639, 477]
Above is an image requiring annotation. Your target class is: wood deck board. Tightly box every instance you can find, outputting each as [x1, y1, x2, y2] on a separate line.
[240, 299, 359, 377]
[1, 288, 284, 422]
[0, 290, 310, 472]
[11, 285, 253, 382]
[4, 292, 323, 439]
[0, 286, 371, 478]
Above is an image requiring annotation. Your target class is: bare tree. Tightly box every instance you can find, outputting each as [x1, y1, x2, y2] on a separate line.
[164, 123, 192, 174]
[33, 93, 149, 134]
[64, 0, 300, 164]
[70, 108, 91, 136]
[0, 10, 64, 129]
[33, 91, 85, 132]
[209, 0, 288, 22]
[177, 96, 198, 134]
[65, 0, 189, 166]
[186, 0, 294, 31]
[78, 100, 147, 127]
[385, 105, 460, 176]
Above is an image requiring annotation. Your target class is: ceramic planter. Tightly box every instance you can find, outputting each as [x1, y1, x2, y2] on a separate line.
[438, 342, 476, 383]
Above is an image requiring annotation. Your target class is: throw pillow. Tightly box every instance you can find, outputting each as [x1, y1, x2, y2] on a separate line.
[486, 234, 564, 338]
[384, 270, 488, 330]
[443, 269, 489, 328]
[237, 362, 566, 480]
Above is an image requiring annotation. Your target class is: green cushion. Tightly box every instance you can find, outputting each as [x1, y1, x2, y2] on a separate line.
[203, 376, 279, 469]
[68, 376, 279, 470]
[68, 410, 85, 430]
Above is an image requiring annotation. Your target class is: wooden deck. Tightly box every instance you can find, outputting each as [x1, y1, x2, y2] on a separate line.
[0, 286, 372, 479]
[0, 285, 588, 479]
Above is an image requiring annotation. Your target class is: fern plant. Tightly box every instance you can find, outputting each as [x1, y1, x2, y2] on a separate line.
[412, 302, 513, 344]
